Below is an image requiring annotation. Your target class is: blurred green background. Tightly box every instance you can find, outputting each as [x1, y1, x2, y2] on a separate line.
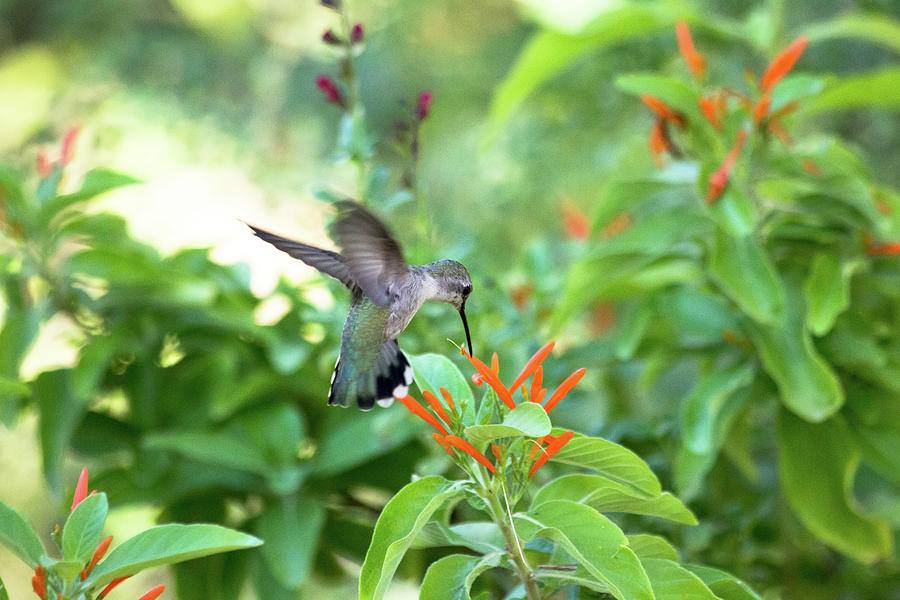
[1, 0, 898, 598]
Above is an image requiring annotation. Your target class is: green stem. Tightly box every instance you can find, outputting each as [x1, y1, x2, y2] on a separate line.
[485, 491, 541, 600]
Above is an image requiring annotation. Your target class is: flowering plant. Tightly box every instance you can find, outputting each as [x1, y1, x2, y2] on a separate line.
[0, 467, 260, 599]
[359, 344, 761, 600]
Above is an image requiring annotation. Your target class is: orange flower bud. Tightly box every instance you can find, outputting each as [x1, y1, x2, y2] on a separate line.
[676, 21, 706, 80]
[760, 37, 808, 92]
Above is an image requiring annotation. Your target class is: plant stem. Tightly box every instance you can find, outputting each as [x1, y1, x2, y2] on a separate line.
[485, 492, 541, 600]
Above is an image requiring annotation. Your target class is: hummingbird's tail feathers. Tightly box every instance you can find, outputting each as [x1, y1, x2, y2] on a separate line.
[328, 340, 412, 410]
[245, 222, 356, 290]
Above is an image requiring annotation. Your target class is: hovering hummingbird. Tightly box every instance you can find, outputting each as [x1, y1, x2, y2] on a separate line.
[247, 201, 473, 410]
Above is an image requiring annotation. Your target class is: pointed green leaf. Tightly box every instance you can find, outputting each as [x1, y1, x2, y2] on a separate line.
[615, 73, 704, 122]
[413, 521, 503, 554]
[681, 363, 755, 455]
[626, 535, 679, 562]
[0, 500, 45, 567]
[640, 558, 720, 600]
[748, 288, 844, 422]
[89, 524, 262, 587]
[804, 254, 858, 335]
[419, 552, 502, 600]
[516, 500, 654, 600]
[803, 68, 900, 113]
[359, 476, 466, 600]
[33, 370, 88, 490]
[531, 474, 696, 525]
[778, 409, 892, 562]
[39, 168, 139, 225]
[409, 353, 474, 406]
[63, 493, 108, 563]
[548, 430, 662, 496]
[804, 13, 900, 54]
[255, 495, 324, 590]
[0, 576, 8, 600]
[707, 227, 784, 324]
[465, 402, 551, 444]
[684, 565, 763, 600]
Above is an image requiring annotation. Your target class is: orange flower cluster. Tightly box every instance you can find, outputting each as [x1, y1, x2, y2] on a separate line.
[395, 343, 584, 479]
[647, 22, 810, 203]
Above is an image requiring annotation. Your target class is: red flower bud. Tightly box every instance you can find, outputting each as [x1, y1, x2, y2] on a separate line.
[137, 585, 166, 600]
[676, 21, 705, 80]
[37, 151, 53, 177]
[416, 91, 432, 119]
[315, 75, 345, 107]
[60, 126, 79, 166]
[97, 575, 132, 599]
[351, 23, 364, 44]
[72, 466, 88, 512]
[760, 37, 808, 92]
[322, 29, 341, 45]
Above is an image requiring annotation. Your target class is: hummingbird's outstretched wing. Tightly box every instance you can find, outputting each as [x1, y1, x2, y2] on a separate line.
[245, 223, 356, 290]
[332, 201, 409, 308]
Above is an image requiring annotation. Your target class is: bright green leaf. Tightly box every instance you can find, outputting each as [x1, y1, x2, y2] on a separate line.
[804, 254, 858, 335]
[804, 13, 900, 54]
[418, 553, 502, 600]
[531, 474, 696, 525]
[465, 402, 551, 444]
[409, 353, 474, 406]
[778, 409, 892, 562]
[359, 476, 466, 600]
[615, 73, 704, 122]
[89, 524, 262, 587]
[684, 564, 763, 600]
[640, 558, 720, 600]
[803, 68, 900, 113]
[516, 500, 654, 600]
[0, 500, 45, 568]
[626, 534, 679, 562]
[63, 493, 108, 564]
[681, 363, 755, 455]
[548, 430, 662, 496]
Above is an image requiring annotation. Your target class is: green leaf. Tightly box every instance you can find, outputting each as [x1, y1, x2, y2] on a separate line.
[409, 353, 474, 407]
[0, 500, 45, 567]
[484, 4, 683, 143]
[640, 558, 720, 600]
[255, 495, 325, 590]
[803, 68, 900, 113]
[683, 565, 763, 600]
[418, 553, 502, 600]
[39, 168, 139, 225]
[626, 534, 679, 562]
[89, 523, 262, 587]
[413, 521, 503, 555]
[614, 301, 652, 361]
[0, 575, 8, 600]
[804, 13, 900, 54]
[548, 430, 662, 496]
[33, 370, 88, 490]
[359, 476, 466, 600]
[465, 402, 551, 445]
[516, 500, 654, 600]
[63, 493, 108, 563]
[707, 227, 784, 324]
[747, 287, 844, 422]
[778, 409, 892, 562]
[531, 474, 696, 525]
[804, 254, 858, 336]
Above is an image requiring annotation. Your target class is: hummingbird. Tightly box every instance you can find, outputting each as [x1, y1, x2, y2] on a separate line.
[247, 200, 473, 410]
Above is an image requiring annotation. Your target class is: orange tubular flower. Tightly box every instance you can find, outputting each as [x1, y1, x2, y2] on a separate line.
[422, 390, 453, 426]
[542, 368, 587, 413]
[432, 432, 456, 457]
[641, 95, 685, 127]
[72, 467, 89, 511]
[752, 92, 771, 125]
[560, 200, 590, 240]
[490, 443, 503, 464]
[445, 435, 497, 473]
[81, 536, 113, 580]
[760, 37, 808, 92]
[508, 341, 555, 392]
[98, 576, 132, 599]
[461, 349, 516, 409]
[707, 129, 748, 203]
[32, 566, 47, 600]
[676, 21, 705, 80]
[138, 585, 166, 600]
[438, 387, 455, 412]
[698, 95, 721, 129]
[868, 242, 900, 256]
[529, 431, 575, 478]
[395, 393, 449, 435]
[530, 366, 544, 403]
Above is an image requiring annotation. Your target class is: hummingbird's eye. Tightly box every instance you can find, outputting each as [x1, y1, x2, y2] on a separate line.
[462, 284, 472, 296]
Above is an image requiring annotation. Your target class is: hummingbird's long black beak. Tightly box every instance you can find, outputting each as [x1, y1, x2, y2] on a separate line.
[459, 302, 473, 356]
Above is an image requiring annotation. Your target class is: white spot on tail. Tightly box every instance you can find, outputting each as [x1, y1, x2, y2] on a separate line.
[392, 384, 409, 398]
[376, 397, 395, 408]
[403, 365, 413, 384]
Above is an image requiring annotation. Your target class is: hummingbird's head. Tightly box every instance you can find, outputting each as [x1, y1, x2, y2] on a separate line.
[426, 260, 473, 355]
